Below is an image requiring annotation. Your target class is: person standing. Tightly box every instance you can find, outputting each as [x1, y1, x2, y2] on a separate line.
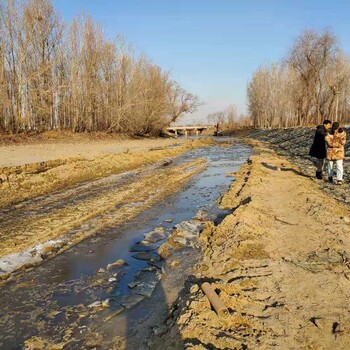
[309, 119, 332, 179]
[325, 122, 346, 185]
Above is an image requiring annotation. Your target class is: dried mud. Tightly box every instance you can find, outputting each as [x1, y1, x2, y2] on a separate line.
[151, 141, 350, 350]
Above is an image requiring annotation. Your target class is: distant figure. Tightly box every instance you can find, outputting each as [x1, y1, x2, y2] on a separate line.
[309, 119, 332, 179]
[214, 122, 223, 136]
[325, 122, 346, 185]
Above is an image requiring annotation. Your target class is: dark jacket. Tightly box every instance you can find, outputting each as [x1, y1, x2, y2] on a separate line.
[309, 125, 328, 159]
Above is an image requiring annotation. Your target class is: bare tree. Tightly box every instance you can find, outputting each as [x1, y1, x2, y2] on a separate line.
[287, 30, 339, 124]
[22, 0, 63, 131]
[247, 29, 350, 128]
[0, 0, 199, 135]
[168, 82, 200, 123]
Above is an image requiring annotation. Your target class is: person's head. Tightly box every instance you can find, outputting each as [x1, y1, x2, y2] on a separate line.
[331, 122, 340, 135]
[323, 119, 332, 129]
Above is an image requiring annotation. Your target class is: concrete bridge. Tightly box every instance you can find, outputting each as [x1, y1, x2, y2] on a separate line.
[165, 125, 213, 138]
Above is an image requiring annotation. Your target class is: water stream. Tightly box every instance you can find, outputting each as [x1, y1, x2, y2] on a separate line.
[0, 139, 251, 349]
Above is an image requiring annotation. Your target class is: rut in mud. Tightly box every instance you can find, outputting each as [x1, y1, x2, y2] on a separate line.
[0, 140, 251, 349]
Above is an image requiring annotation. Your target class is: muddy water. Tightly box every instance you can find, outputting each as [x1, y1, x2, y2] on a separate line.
[0, 140, 251, 349]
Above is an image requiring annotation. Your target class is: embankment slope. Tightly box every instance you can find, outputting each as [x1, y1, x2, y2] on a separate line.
[151, 140, 350, 349]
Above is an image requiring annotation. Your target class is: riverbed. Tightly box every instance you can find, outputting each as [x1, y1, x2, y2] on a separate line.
[0, 139, 251, 349]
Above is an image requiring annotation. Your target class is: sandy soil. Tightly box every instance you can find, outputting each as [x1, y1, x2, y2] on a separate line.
[0, 138, 185, 167]
[151, 140, 350, 349]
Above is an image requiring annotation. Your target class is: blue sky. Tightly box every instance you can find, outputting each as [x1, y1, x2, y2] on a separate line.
[52, 0, 350, 123]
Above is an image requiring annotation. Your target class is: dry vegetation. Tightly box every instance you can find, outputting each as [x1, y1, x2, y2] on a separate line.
[0, 138, 212, 208]
[247, 30, 350, 128]
[0, 0, 199, 136]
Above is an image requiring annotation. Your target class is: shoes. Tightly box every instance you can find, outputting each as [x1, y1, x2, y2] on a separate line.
[335, 180, 343, 186]
[328, 177, 333, 183]
[316, 171, 322, 180]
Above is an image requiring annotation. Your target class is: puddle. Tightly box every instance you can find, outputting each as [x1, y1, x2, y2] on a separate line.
[0, 139, 251, 349]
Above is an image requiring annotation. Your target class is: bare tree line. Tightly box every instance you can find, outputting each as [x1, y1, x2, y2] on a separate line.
[0, 0, 199, 135]
[207, 105, 251, 129]
[247, 29, 350, 128]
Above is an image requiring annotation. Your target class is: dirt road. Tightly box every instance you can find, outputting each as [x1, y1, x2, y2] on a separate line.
[151, 140, 350, 349]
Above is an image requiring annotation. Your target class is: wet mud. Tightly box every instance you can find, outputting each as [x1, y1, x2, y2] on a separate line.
[0, 140, 251, 349]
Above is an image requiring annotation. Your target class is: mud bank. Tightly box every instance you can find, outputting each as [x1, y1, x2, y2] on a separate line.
[151, 141, 350, 349]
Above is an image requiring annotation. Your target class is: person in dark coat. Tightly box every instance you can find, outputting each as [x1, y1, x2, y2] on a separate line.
[309, 119, 332, 179]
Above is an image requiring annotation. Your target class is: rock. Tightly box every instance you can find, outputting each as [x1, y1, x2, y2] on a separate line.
[172, 236, 187, 246]
[98, 268, 105, 273]
[131, 281, 157, 298]
[107, 259, 126, 270]
[102, 299, 110, 308]
[128, 282, 138, 289]
[158, 220, 204, 258]
[164, 219, 173, 223]
[130, 270, 162, 297]
[143, 230, 165, 243]
[88, 301, 102, 308]
[169, 259, 180, 268]
[158, 242, 173, 258]
[190, 284, 199, 294]
[162, 159, 173, 166]
[175, 221, 203, 239]
[141, 266, 158, 272]
[108, 277, 117, 283]
[132, 252, 161, 261]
